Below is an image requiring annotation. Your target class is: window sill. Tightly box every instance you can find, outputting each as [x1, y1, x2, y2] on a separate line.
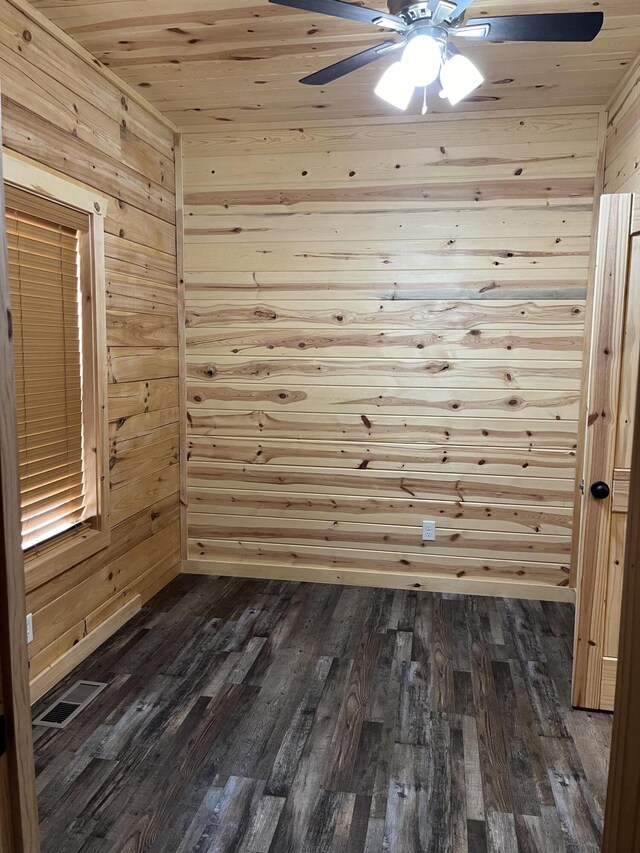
[24, 526, 110, 595]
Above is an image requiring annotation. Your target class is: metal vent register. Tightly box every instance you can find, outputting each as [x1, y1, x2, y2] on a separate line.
[33, 681, 108, 730]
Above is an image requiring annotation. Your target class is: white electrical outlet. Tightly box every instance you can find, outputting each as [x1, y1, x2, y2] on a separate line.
[422, 520, 436, 541]
[26, 612, 33, 644]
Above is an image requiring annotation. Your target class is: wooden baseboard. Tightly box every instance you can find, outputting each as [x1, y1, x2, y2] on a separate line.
[29, 596, 142, 705]
[29, 557, 181, 705]
[183, 559, 576, 603]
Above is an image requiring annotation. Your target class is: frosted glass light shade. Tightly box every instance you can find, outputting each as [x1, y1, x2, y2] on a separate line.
[440, 53, 484, 105]
[374, 62, 414, 110]
[401, 34, 442, 87]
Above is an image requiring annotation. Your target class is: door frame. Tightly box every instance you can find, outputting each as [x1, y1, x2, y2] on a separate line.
[0, 96, 40, 851]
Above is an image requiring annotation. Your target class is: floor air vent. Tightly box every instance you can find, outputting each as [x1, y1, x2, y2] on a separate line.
[33, 681, 108, 730]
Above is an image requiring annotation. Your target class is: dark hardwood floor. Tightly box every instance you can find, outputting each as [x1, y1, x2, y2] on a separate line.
[32, 575, 611, 853]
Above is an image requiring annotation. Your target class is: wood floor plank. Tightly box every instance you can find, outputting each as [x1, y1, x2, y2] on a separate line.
[240, 793, 286, 853]
[384, 736, 452, 853]
[174, 788, 224, 853]
[267, 656, 354, 853]
[462, 714, 486, 824]
[30, 576, 610, 853]
[208, 776, 266, 853]
[362, 817, 385, 853]
[450, 718, 468, 853]
[467, 819, 489, 853]
[324, 632, 383, 791]
[369, 631, 412, 820]
[265, 656, 333, 798]
[301, 789, 342, 853]
[491, 660, 540, 818]
[469, 639, 514, 815]
[345, 794, 373, 853]
[486, 811, 519, 853]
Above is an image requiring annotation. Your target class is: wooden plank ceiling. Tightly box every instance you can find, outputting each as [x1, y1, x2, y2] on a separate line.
[30, 0, 640, 129]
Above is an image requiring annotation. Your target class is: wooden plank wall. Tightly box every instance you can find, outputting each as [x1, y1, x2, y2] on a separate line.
[183, 108, 600, 600]
[0, 0, 181, 699]
[605, 53, 640, 194]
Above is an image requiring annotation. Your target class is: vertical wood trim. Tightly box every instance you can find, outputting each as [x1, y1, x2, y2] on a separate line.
[0, 96, 40, 853]
[88, 214, 109, 533]
[633, 196, 640, 236]
[570, 107, 608, 587]
[175, 133, 187, 562]
[572, 193, 633, 708]
[603, 230, 640, 850]
[79, 212, 109, 537]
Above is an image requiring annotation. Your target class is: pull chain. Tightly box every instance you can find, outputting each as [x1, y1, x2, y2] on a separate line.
[421, 87, 428, 115]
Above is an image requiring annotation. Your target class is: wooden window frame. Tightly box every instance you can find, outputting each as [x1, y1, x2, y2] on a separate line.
[3, 149, 110, 591]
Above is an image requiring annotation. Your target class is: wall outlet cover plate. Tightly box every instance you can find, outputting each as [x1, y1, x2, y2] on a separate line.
[422, 520, 436, 541]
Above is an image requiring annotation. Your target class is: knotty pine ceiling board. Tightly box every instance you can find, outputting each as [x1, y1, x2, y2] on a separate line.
[30, 0, 640, 127]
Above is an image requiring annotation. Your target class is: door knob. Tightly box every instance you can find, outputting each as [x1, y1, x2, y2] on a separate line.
[590, 481, 610, 500]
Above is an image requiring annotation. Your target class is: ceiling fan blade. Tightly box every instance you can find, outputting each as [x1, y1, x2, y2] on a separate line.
[461, 11, 604, 42]
[268, 0, 407, 30]
[441, 0, 475, 24]
[301, 40, 402, 85]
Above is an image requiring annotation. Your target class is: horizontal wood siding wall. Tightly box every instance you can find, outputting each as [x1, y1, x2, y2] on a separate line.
[183, 110, 599, 598]
[0, 0, 181, 697]
[605, 54, 640, 194]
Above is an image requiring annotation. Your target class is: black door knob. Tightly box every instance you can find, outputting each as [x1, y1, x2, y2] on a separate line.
[590, 481, 610, 500]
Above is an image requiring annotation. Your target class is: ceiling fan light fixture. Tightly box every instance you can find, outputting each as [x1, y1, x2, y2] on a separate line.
[274, 0, 605, 113]
[440, 52, 483, 105]
[374, 61, 415, 110]
[400, 33, 443, 86]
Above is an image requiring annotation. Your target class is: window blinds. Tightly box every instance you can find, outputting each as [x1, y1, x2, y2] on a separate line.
[5, 186, 89, 551]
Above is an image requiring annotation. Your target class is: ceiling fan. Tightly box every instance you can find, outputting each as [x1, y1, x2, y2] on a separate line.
[267, 0, 604, 110]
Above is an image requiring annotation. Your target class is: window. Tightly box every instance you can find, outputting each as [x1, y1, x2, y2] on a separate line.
[3, 152, 110, 586]
[7, 189, 86, 550]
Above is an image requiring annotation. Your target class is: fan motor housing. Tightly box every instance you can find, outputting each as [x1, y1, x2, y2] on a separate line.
[387, 0, 458, 24]
[387, 0, 430, 21]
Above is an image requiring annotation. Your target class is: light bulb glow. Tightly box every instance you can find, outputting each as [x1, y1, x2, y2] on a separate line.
[374, 62, 414, 111]
[400, 34, 443, 88]
[440, 53, 484, 105]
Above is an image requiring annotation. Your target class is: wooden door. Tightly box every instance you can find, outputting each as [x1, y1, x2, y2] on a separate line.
[0, 93, 40, 850]
[573, 193, 640, 711]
